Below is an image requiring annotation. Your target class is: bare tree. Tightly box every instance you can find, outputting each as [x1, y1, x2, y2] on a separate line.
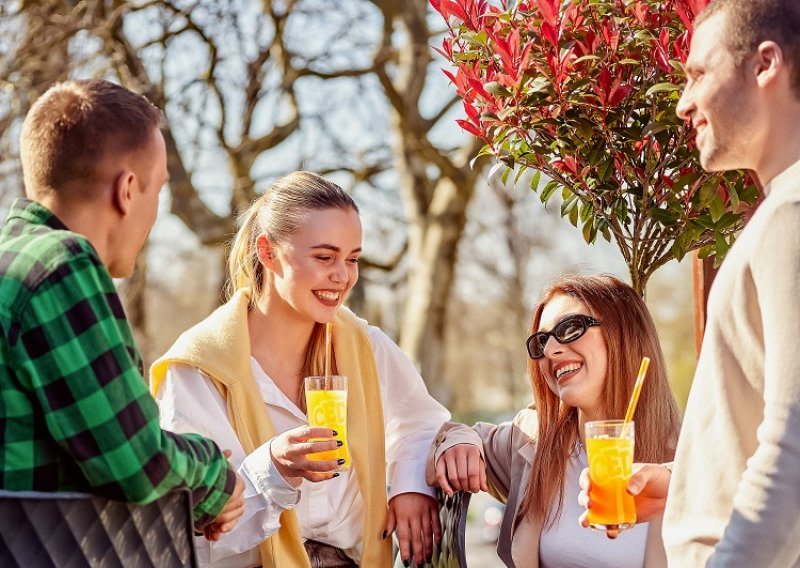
[3, 0, 494, 398]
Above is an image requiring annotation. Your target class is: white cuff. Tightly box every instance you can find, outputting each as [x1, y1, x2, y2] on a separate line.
[240, 440, 301, 509]
[389, 458, 437, 500]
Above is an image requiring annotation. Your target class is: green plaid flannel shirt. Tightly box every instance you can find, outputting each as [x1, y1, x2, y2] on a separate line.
[0, 199, 235, 527]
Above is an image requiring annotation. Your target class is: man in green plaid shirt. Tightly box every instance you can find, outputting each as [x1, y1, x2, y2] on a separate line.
[0, 80, 244, 537]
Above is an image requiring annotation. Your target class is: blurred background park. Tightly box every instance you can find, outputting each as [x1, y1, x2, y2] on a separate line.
[0, 0, 696, 426]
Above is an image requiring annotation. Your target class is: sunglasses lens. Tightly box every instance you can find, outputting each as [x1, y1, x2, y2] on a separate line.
[527, 334, 546, 359]
[555, 317, 588, 343]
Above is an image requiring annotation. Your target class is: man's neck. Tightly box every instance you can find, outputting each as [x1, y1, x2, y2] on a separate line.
[36, 194, 112, 266]
[754, 102, 800, 187]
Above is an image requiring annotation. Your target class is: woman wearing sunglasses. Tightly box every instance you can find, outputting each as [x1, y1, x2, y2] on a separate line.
[427, 274, 680, 567]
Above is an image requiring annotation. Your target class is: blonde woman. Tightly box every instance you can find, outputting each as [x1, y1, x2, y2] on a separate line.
[151, 172, 449, 567]
[429, 275, 680, 568]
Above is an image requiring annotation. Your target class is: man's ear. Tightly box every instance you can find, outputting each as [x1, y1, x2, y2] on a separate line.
[112, 169, 136, 216]
[754, 40, 783, 89]
[256, 233, 277, 267]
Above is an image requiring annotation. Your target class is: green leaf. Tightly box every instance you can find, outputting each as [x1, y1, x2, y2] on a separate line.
[715, 232, 730, 258]
[514, 164, 529, 185]
[728, 184, 741, 213]
[485, 81, 512, 97]
[579, 201, 594, 223]
[540, 179, 559, 203]
[582, 218, 597, 244]
[573, 55, 601, 65]
[614, 199, 629, 223]
[645, 82, 682, 97]
[561, 193, 579, 221]
[709, 195, 725, 222]
[598, 157, 615, 182]
[501, 166, 512, 185]
[648, 206, 680, 225]
[529, 170, 542, 193]
[528, 76, 550, 93]
[569, 203, 580, 227]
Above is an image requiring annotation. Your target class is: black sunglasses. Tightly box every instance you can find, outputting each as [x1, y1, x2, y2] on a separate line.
[526, 314, 600, 359]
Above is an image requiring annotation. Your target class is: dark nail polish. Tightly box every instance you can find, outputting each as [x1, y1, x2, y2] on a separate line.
[427, 555, 432, 563]
[331, 430, 338, 436]
[402, 560, 410, 568]
[336, 440, 343, 447]
[332, 473, 340, 478]
[337, 458, 346, 465]
[382, 530, 388, 540]
[417, 563, 424, 568]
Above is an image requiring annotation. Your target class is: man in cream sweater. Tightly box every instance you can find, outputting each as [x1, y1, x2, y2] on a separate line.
[580, 0, 800, 565]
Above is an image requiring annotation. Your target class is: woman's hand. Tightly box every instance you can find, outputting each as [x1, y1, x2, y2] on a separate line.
[434, 443, 488, 497]
[269, 426, 343, 483]
[578, 462, 671, 539]
[385, 493, 441, 567]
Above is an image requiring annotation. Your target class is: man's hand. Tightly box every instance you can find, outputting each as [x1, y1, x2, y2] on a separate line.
[204, 471, 246, 541]
[385, 493, 441, 568]
[434, 443, 488, 497]
[578, 462, 671, 539]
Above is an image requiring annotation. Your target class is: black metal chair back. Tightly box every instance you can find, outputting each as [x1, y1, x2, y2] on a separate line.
[0, 488, 197, 567]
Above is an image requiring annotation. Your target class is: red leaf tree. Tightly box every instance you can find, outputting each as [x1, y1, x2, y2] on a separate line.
[433, 0, 758, 293]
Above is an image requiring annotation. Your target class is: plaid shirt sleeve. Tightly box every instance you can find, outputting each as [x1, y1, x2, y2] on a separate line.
[10, 248, 235, 527]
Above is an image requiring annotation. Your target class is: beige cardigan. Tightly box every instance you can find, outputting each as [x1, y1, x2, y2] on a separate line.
[663, 159, 800, 567]
[150, 289, 393, 568]
[426, 408, 666, 567]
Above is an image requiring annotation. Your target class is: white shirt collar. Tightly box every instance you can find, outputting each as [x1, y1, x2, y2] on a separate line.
[248, 356, 307, 420]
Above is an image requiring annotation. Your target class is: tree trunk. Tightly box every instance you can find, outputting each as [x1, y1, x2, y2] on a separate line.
[118, 242, 149, 363]
[397, 174, 478, 404]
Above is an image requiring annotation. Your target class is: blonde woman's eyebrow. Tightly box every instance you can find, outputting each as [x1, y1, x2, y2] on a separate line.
[309, 244, 362, 254]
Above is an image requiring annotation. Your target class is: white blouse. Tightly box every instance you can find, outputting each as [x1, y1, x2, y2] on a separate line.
[155, 325, 449, 567]
[534, 445, 648, 568]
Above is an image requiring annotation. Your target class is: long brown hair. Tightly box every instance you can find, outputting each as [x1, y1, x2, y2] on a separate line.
[520, 274, 681, 526]
[226, 171, 359, 393]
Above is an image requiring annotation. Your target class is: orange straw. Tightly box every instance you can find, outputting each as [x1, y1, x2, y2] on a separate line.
[622, 357, 650, 430]
[324, 321, 332, 388]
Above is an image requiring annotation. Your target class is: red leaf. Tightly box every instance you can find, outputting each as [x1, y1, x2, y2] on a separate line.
[432, 38, 454, 60]
[541, 21, 559, 47]
[630, 1, 649, 27]
[535, 0, 558, 27]
[675, 2, 693, 32]
[463, 100, 480, 121]
[456, 118, 484, 138]
[608, 83, 632, 107]
[443, 0, 469, 24]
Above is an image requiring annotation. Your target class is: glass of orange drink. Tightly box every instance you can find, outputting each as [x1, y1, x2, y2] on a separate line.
[585, 420, 636, 531]
[304, 375, 350, 470]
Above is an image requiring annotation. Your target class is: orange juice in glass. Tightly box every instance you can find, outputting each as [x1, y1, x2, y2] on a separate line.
[304, 375, 350, 470]
[585, 420, 636, 531]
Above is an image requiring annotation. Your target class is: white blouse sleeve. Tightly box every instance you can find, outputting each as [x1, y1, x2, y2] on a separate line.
[155, 363, 300, 563]
[368, 327, 451, 500]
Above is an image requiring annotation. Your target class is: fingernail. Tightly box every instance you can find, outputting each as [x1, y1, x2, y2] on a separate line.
[336, 440, 343, 447]
[427, 555, 432, 563]
[332, 473, 340, 478]
[331, 430, 338, 436]
[337, 458, 346, 465]
[402, 560, 410, 567]
[382, 530, 388, 540]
